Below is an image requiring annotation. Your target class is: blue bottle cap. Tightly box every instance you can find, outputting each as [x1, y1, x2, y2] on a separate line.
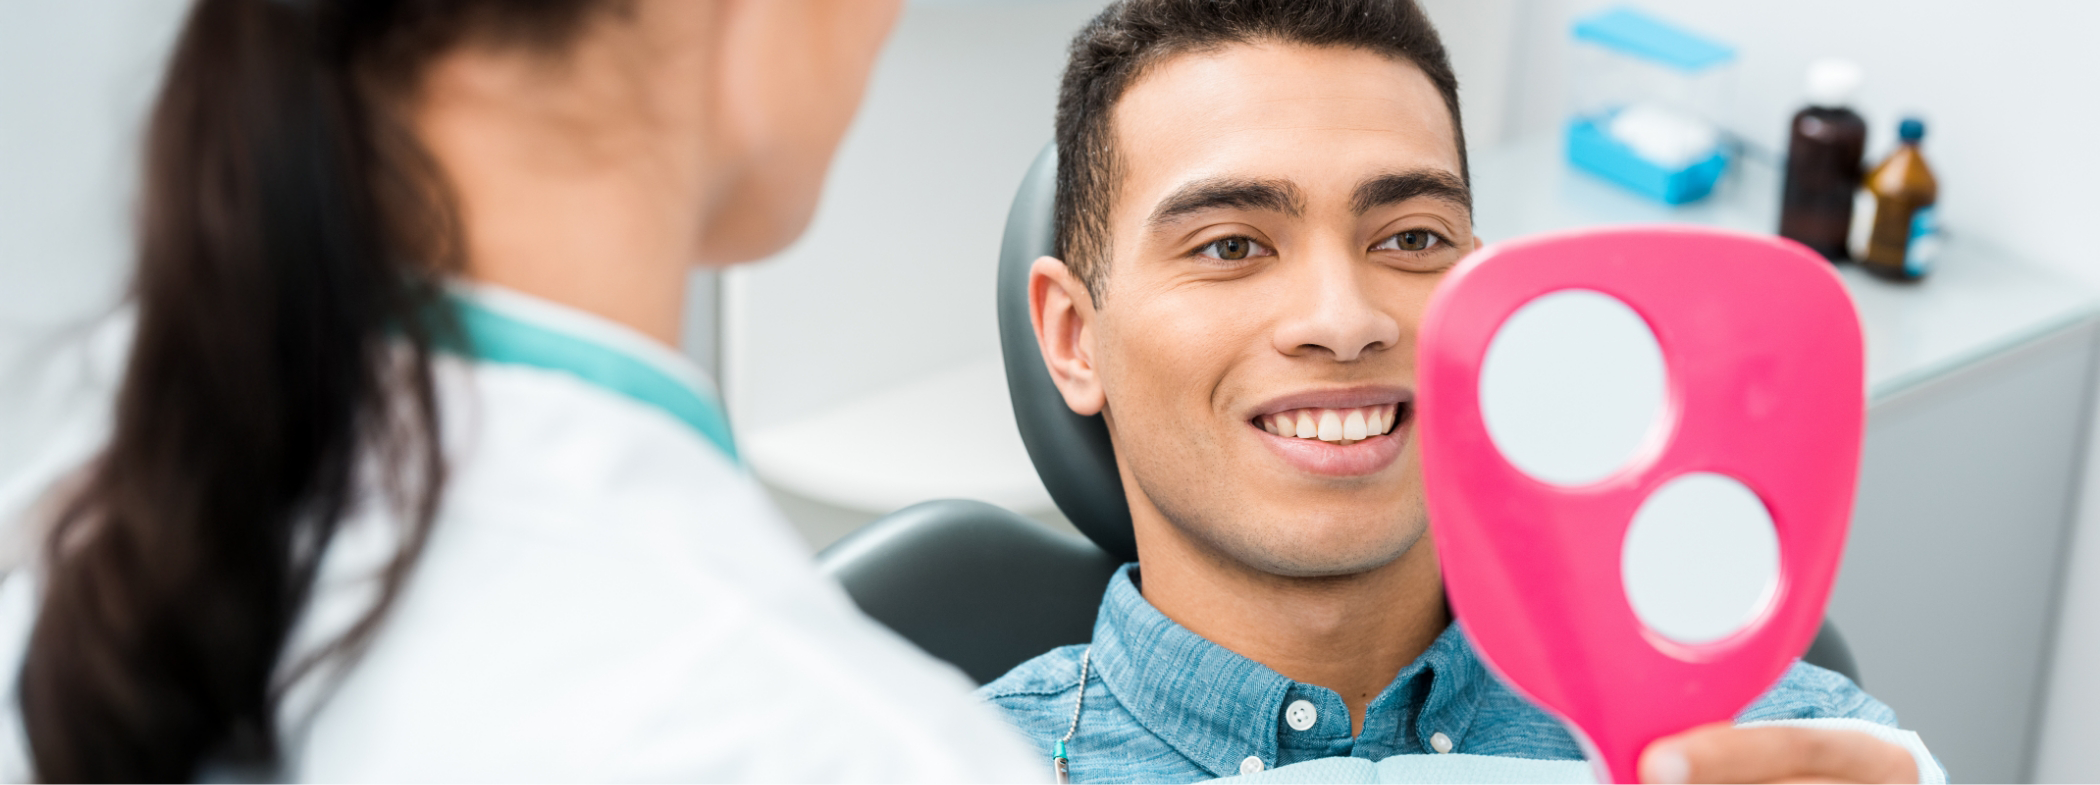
[1899, 118, 1926, 142]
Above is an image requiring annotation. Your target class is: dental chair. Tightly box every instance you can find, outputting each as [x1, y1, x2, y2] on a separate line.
[815, 144, 1860, 688]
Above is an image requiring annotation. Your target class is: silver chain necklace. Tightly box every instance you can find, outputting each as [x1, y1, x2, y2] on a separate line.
[1051, 646, 1093, 784]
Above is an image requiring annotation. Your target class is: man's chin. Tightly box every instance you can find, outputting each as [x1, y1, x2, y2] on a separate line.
[1221, 522, 1428, 579]
[1243, 547, 1415, 579]
[1137, 474, 1430, 579]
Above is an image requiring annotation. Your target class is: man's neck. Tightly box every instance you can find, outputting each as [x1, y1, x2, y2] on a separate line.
[1134, 522, 1449, 737]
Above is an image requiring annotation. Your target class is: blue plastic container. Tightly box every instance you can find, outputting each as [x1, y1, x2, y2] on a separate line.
[1565, 8, 1736, 205]
[1566, 117, 1728, 205]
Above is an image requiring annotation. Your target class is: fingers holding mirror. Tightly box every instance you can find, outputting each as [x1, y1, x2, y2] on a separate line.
[1640, 723, 1919, 784]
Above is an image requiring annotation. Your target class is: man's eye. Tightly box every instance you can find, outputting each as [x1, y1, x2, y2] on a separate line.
[1374, 230, 1442, 252]
[1199, 236, 1268, 261]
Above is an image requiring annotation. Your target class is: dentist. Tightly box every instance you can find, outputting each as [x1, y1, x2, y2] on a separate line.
[0, 0, 1032, 781]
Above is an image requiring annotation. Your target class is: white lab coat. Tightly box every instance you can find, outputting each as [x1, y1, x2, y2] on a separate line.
[0, 285, 1037, 782]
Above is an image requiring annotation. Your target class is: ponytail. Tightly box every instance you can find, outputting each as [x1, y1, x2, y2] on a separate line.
[19, 0, 452, 779]
[22, 1, 614, 775]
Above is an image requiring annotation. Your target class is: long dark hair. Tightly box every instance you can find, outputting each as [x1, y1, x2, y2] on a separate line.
[20, 1, 602, 780]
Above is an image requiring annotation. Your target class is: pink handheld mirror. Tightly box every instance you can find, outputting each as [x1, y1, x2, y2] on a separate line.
[1417, 227, 1864, 783]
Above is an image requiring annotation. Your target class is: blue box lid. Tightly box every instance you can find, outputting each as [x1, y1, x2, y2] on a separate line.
[1572, 7, 1735, 72]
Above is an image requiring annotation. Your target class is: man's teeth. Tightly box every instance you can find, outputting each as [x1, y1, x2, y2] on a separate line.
[1260, 404, 1401, 444]
[1318, 411, 1342, 441]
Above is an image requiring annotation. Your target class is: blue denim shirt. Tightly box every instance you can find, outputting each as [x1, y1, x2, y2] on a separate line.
[978, 565, 1899, 783]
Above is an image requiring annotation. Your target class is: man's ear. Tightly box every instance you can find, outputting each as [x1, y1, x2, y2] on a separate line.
[1030, 256, 1107, 417]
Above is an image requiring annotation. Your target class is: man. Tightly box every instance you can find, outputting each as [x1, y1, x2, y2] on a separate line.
[979, 1, 1933, 782]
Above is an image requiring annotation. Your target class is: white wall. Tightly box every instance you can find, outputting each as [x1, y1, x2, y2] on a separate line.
[723, 0, 1110, 431]
[1498, 2, 2100, 780]
[1416, 0, 1524, 149]
[0, 2, 184, 329]
[0, 1, 188, 495]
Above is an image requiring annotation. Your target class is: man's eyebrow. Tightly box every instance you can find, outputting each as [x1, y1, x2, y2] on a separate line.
[1146, 177, 1306, 227]
[1349, 170, 1473, 216]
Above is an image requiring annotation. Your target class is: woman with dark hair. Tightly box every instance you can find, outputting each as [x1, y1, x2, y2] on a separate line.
[0, 0, 1034, 781]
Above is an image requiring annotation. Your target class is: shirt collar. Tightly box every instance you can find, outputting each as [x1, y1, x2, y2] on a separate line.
[1089, 564, 1490, 777]
[442, 282, 739, 462]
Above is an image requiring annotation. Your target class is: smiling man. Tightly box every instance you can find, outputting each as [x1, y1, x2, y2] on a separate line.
[977, 1, 1936, 783]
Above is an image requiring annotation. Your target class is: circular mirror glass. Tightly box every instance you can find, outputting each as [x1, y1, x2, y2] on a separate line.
[1622, 472, 1782, 645]
[1479, 289, 1667, 486]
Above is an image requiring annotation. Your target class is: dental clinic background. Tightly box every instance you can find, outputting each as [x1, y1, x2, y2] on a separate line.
[3, 1, 2097, 782]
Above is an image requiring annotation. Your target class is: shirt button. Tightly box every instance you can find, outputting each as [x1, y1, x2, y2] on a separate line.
[1284, 699, 1318, 731]
[1240, 756, 1266, 775]
[1430, 731, 1454, 754]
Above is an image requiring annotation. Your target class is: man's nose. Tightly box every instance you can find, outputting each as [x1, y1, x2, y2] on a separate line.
[1271, 250, 1401, 362]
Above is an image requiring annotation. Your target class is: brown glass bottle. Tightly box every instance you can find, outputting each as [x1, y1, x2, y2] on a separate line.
[1779, 108, 1867, 259]
[1856, 119, 1939, 281]
[1778, 61, 1867, 260]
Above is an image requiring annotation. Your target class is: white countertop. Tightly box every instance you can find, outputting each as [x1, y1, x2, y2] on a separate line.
[748, 136, 2100, 514]
[744, 358, 1057, 514]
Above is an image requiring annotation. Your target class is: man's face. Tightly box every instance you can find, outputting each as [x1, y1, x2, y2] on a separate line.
[1039, 42, 1475, 577]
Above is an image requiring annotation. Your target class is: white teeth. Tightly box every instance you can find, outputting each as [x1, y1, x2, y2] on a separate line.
[1263, 404, 1403, 442]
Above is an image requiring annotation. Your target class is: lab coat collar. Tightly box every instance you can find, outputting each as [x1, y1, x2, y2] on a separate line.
[442, 281, 739, 462]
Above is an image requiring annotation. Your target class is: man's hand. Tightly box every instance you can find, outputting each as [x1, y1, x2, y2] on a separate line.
[1639, 723, 1918, 784]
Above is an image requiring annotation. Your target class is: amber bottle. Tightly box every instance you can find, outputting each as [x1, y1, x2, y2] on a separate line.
[1854, 119, 1940, 281]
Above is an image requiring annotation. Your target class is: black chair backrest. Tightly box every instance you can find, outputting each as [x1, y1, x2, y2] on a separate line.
[820, 144, 1131, 685]
[820, 499, 1122, 684]
[995, 143, 1137, 562]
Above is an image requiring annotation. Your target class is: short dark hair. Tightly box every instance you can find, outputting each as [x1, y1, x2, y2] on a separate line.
[1053, 0, 1467, 303]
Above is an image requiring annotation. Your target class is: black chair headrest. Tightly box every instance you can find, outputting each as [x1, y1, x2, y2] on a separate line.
[997, 143, 1137, 562]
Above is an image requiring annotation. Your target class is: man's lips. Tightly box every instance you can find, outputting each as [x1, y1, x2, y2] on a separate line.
[1246, 387, 1414, 476]
[1249, 386, 1413, 418]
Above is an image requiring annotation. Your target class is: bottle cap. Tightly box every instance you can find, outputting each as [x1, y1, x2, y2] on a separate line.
[1899, 118, 1926, 142]
[1805, 59, 1863, 107]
